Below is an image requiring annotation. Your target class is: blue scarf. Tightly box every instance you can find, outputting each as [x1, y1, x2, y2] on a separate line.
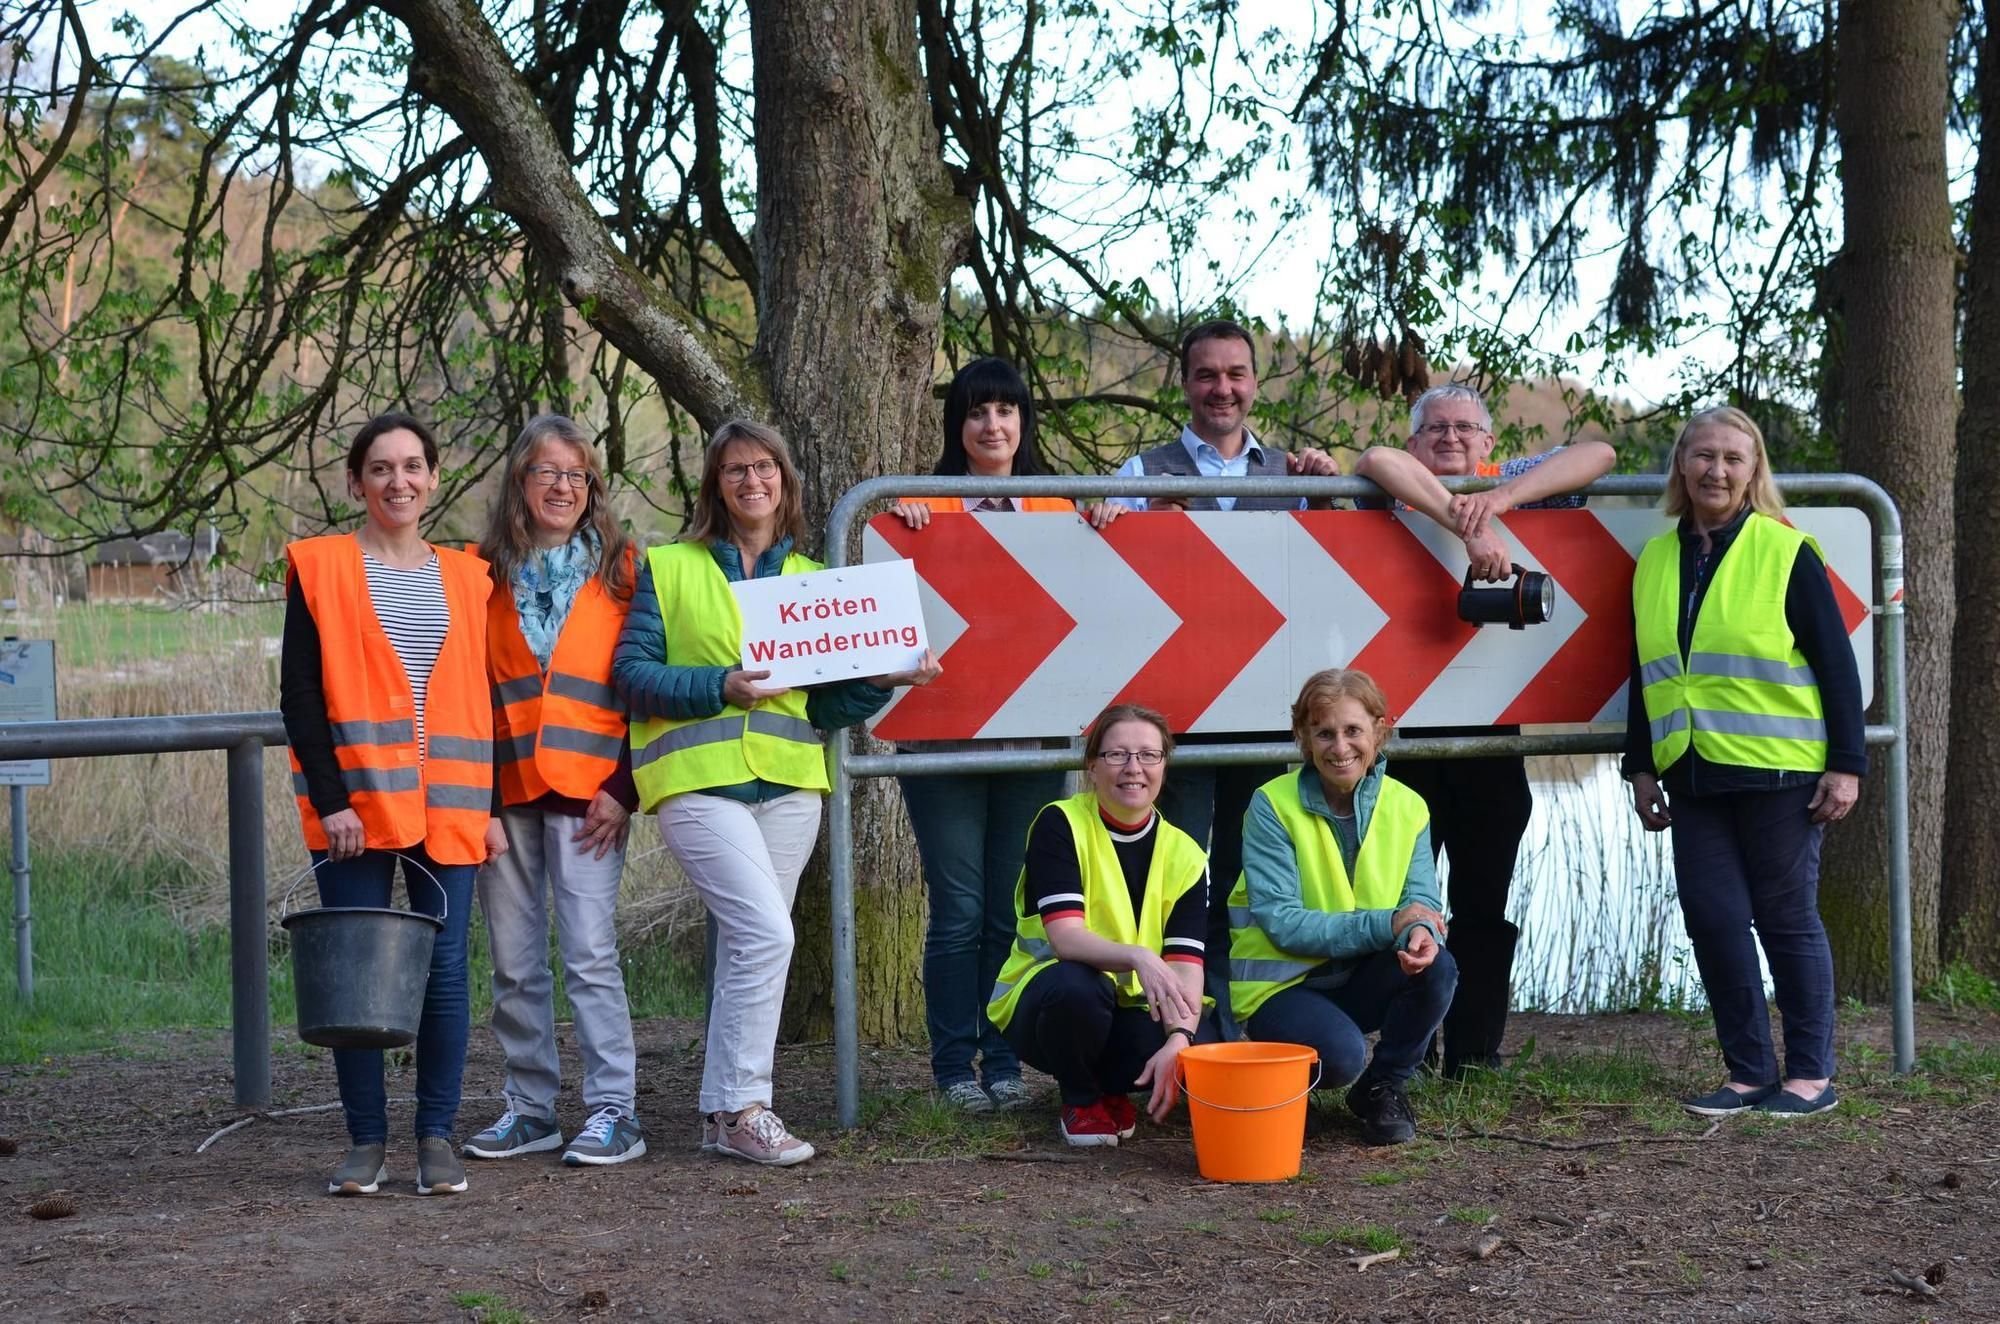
[512, 529, 599, 668]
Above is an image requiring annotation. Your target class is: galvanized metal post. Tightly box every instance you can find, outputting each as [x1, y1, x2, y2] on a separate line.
[227, 738, 270, 1108]
[1878, 529, 1915, 1073]
[10, 783, 29, 1002]
[827, 747, 861, 1128]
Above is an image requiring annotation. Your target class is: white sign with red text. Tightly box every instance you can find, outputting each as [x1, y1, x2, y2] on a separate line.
[731, 559, 928, 689]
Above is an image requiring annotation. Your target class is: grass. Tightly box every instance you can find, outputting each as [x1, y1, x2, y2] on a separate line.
[829, 1087, 1037, 1161]
[450, 1292, 531, 1324]
[1336, 1223, 1406, 1254]
[1922, 960, 2000, 1013]
[0, 846, 703, 1063]
[48, 602, 283, 671]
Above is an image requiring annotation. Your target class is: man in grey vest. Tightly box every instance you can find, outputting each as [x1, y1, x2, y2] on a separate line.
[1109, 319, 1340, 511]
[1109, 319, 1340, 1034]
[1353, 383, 1615, 1075]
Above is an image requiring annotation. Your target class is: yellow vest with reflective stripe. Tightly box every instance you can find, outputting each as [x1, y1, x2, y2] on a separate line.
[986, 793, 1209, 1032]
[1632, 513, 1827, 776]
[629, 541, 829, 810]
[1227, 770, 1427, 1022]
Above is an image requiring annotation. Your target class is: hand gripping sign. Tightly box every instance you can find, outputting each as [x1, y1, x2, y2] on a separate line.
[730, 558, 929, 689]
[861, 508, 1873, 740]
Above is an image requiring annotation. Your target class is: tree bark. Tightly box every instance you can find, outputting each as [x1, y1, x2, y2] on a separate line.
[746, 0, 968, 1040]
[1942, 3, 2000, 976]
[1826, 0, 1958, 998]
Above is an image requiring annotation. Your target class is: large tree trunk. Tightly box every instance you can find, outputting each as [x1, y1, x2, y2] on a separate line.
[1825, 0, 1957, 997]
[746, 0, 968, 1040]
[1942, 3, 2000, 975]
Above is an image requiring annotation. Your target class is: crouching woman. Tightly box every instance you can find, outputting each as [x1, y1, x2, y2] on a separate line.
[986, 704, 1218, 1148]
[1230, 668, 1456, 1146]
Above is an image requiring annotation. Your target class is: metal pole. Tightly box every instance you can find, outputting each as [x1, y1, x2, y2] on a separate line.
[827, 744, 861, 1128]
[10, 784, 29, 1002]
[1878, 530, 1915, 1073]
[227, 738, 270, 1109]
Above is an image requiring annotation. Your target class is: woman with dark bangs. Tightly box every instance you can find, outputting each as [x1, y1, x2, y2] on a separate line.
[890, 357, 1126, 1114]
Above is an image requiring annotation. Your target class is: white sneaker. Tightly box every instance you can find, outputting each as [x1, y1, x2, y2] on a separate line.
[711, 1105, 815, 1166]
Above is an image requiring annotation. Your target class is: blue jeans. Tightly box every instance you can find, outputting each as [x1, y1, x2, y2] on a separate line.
[898, 768, 1065, 1087]
[311, 845, 476, 1143]
[1669, 784, 1833, 1083]
[1245, 948, 1459, 1089]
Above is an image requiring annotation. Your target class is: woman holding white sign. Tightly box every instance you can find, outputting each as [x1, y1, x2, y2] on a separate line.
[891, 357, 1124, 1113]
[612, 418, 939, 1166]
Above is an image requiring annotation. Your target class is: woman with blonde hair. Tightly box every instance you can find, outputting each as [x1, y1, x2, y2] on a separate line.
[1228, 668, 1455, 1147]
[612, 419, 939, 1164]
[1625, 407, 1865, 1118]
[464, 415, 648, 1168]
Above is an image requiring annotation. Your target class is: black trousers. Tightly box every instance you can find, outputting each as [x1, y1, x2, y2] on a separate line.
[1001, 960, 1219, 1106]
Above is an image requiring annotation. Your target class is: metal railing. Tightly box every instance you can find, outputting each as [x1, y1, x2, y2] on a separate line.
[822, 472, 1910, 1126]
[0, 471, 1910, 1127]
[0, 714, 284, 1108]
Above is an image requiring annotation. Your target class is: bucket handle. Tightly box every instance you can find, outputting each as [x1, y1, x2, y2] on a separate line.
[277, 851, 448, 924]
[1177, 1058, 1324, 1113]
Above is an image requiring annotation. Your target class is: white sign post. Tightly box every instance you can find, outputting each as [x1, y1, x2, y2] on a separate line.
[0, 639, 55, 786]
[731, 560, 928, 689]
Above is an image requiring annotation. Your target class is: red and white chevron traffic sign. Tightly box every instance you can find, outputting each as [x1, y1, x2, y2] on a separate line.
[861, 508, 1874, 741]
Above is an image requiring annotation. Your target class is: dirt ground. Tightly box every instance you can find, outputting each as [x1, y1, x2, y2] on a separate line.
[2, 1005, 1997, 1323]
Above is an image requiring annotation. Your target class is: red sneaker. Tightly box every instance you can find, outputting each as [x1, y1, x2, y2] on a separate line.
[1103, 1094, 1139, 1139]
[1059, 1100, 1122, 1147]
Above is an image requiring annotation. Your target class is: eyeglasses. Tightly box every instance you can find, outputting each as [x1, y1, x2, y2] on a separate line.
[527, 465, 592, 488]
[721, 459, 780, 483]
[1095, 749, 1165, 767]
[1418, 421, 1488, 440]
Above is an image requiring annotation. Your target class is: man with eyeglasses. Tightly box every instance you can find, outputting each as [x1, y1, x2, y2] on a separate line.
[1104, 318, 1342, 1037]
[1351, 383, 1615, 1076]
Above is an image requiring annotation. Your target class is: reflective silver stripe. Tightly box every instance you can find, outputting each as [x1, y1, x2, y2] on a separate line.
[1638, 655, 1681, 688]
[426, 782, 491, 810]
[291, 771, 310, 796]
[633, 716, 742, 767]
[1227, 906, 1256, 929]
[1018, 937, 1054, 961]
[1691, 710, 1826, 742]
[747, 710, 819, 744]
[540, 725, 627, 761]
[342, 766, 420, 794]
[330, 718, 414, 747]
[427, 735, 494, 763]
[497, 733, 539, 764]
[989, 979, 1012, 1003]
[492, 675, 543, 706]
[1229, 958, 1318, 983]
[549, 672, 619, 709]
[1649, 708, 1690, 744]
[1687, 652, 1818, 687]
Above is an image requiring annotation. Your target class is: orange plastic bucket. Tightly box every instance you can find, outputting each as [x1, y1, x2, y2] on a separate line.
[1178, 1041, 1321, 1182]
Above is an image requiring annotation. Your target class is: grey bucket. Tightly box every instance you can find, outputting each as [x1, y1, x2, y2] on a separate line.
[278, 854, 445, 1050]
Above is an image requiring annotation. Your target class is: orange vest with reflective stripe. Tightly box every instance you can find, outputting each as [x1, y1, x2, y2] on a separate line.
[915, 496, 1075, 513]
[488, 546, 633, 805]
[286, 534, 495, 865]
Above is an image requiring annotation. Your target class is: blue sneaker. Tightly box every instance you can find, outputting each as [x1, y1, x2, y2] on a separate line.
[1681, 1083, 1778, 1117]
[1755, 1085, 1838, 1118]
[563, 1107, 648, 1166]
[462, 1108, 564, 1159]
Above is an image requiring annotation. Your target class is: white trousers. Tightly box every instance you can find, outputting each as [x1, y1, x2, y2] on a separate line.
[657, 790, 822, 1114]
[477, 805, 637, 1118]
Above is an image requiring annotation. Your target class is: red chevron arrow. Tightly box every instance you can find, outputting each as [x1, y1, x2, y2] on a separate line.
[869, 513, 1077, 741]
[1497, 509, 1638, 724]
[1298, 511, 1479, 718]
[1098, 512, 1286, 731]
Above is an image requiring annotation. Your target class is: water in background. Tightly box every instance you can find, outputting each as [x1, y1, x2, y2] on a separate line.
[1483, 754, 1703, 1013]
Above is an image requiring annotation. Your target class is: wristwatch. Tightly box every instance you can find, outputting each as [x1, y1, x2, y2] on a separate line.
[1165, 1024, 1196, 1046]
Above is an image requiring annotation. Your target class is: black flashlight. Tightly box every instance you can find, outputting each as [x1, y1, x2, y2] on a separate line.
[1457, 563, 1556, 630]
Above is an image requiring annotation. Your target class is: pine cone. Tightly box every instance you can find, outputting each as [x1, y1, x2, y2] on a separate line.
[28, 1192, 78, 1220]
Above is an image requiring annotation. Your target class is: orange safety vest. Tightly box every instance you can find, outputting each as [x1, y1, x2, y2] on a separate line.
[488, 545, 634, 805]
[286, 534, 495, 865]
[914, 496, 1076, 513]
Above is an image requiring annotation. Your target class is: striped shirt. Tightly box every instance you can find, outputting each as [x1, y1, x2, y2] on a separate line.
[1023, 804, 1209, 964]
[362, 552, 449, 757]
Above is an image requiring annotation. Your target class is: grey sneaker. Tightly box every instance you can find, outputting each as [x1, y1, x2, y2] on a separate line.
[327, 1143, 386, 1196]
[416, 1136, 469, 1195]
[698, 1114, 720, 1152]
[462, 1108, 564, 1159]
[941, 1081, 994, 1114]
[712, 1105, 815, 1166]
[563, 1107, 648, 1166]
[984, 1077, 1033, 1113]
